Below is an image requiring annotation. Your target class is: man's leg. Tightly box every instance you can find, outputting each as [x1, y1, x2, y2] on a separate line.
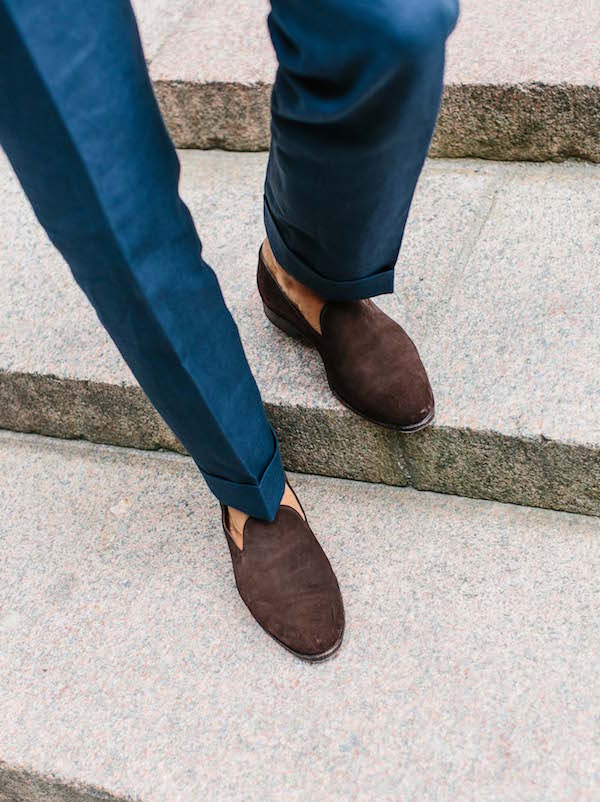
[0, 0, 344, 661]
[0, 0, 284, 520]
[260, 0, 459, 429]
[266, 0, 459, 298]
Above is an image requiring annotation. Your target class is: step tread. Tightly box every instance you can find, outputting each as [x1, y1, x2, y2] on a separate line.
[1, 150, 599, 515]
[444, 0, 598, 86]
[131, 0, 196, 63]
[1, 431, 599, 801]
[139, 0, 599, 87]
[134, 0, 600, 160]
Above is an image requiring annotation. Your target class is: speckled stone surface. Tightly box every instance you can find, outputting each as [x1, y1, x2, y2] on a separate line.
[432, 0, 600, 161]
[131, 0, 195, 63]
[1, 150, 599, 515]
[445, 0, 599, 85]
[150, 0, 275, 83]
[135, 0, 600, 159]
[1, 431, 600, 801]
[149, 0, 274, 151]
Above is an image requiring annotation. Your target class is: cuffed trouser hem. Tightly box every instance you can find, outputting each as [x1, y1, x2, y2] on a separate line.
[201, 430, 286, 521]
[264, 198, 395, 302]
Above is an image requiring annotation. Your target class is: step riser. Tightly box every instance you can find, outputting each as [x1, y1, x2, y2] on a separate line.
[154, 80, 272, 153]
[2, 372, 597, 518]
[154, 81, 600, 163]
[0, 762, 116, 802]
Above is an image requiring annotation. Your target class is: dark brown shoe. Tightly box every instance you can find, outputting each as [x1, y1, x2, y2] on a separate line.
[257, 250, 434, 431]
[221, 496, 344, 661]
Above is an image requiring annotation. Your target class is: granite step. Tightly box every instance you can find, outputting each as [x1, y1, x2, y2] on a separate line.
[2, 430, 600, 801]
[1, 150, 599, 517]
[132, 0, 600, 161]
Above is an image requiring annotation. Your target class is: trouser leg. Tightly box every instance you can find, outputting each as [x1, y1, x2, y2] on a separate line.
[0, 0, 285, 520]
[265, 0, 459, 301]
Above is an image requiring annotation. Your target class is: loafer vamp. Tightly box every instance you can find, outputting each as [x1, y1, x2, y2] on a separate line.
[320, 300, 434, 427]
[227, 507, 344, 658]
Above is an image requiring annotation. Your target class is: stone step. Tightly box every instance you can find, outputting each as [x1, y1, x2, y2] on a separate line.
[1, 151, 599, 517]
[1, 431, 599, 800]
[132, 0, 599, 161]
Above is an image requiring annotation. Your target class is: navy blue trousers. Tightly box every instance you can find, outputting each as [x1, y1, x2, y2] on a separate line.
[0, 0, 458, 519]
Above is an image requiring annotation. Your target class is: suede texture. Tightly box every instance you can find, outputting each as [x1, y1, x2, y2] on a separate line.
[222, 504, 345, 660]
[258, 252, 434, 430]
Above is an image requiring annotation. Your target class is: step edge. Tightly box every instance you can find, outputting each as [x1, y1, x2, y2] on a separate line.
[151, 77, 600, 162]
[1, 370, 598, 518]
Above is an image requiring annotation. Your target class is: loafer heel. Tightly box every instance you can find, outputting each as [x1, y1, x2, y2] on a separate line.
[263, 302, 309, 343]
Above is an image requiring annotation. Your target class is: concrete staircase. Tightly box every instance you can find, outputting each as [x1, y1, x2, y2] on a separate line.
[1, 1, 600, 800]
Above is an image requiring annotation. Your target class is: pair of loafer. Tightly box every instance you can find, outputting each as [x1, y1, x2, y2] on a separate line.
[221, 249, 434, 661]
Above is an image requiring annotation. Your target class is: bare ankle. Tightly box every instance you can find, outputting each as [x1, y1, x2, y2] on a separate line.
[227, 506, 248, 550]
[262, 238, 325, 334]
[226, 483, 305, 550]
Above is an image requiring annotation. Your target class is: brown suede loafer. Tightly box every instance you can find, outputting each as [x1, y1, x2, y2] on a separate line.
[221, 500, 344, 661]
[257, 250, 434, 431]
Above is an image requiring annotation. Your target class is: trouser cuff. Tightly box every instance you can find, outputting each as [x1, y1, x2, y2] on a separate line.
[201, 429, 285, 521]
[264, 197, 395, 301]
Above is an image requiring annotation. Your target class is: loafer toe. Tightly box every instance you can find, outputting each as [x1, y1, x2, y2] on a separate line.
[223, 503, 344, 661]
[364, 372, 434, 430]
